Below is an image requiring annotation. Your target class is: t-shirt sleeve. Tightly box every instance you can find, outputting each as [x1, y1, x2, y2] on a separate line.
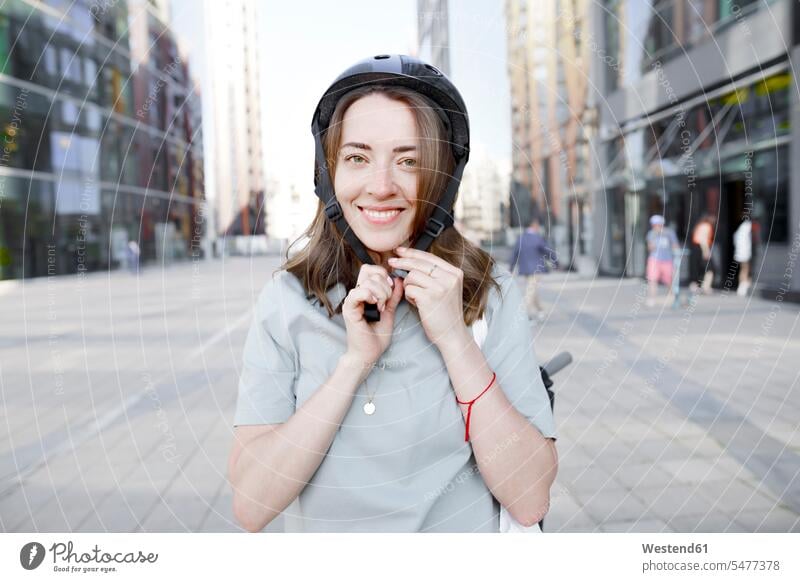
[233, 276, 298, 427]
[669, 229, 679, 246]
[482, 267, 558, 440]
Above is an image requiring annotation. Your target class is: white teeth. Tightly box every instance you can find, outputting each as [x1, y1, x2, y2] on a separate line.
[362, 208, 401, 219]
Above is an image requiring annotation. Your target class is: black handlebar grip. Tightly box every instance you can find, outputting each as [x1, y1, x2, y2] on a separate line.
[543, 352, 573, 377]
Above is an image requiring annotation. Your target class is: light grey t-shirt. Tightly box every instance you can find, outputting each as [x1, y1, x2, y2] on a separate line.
[233, 263, 557, 532]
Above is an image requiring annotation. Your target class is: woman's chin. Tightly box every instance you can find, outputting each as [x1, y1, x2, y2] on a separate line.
[357, 233, 409, 254]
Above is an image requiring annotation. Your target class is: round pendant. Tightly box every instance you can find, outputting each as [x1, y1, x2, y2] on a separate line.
[363, 401, 376, 415]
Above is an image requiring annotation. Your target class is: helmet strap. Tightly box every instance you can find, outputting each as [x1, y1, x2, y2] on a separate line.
[412, 156, 467, 252]
[312, 123, 376, 268]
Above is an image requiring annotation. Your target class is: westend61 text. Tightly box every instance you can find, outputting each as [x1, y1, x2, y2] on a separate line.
[642, 543, 708, 554]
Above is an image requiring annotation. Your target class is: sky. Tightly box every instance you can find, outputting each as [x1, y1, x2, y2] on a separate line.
[170, 0, 512, 198]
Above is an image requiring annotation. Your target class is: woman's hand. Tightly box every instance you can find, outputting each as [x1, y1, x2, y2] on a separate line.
[388, 246, 469, 349]
[342, 264, 405, 368]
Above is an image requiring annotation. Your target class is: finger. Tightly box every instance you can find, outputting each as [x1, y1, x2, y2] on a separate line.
[344, 285, 376, 310]
[404, 282, 421, 307]
[403, 269, 440, 291]
[395, 247, 458, 274]
[361, 276, 392, 311]
[365, 272, 393, 302]
[342, 287, 376, 322]
[353, 279, 388, 312]
[357, 267, 392, 308]
[384, 276, 404, 313]
[388, 256, 454, 280]
[358, 264, 390, 281]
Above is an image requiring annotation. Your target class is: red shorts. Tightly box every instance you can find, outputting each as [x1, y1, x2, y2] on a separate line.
[647, 258, 674, 286]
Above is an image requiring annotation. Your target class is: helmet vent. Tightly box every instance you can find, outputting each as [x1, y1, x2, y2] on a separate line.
[374, 54, 390, 60]
[424, 64, 442, 76]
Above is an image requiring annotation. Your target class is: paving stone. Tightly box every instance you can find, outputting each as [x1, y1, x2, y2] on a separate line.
[557, 464, 618, 494]
[543, 491, 598, 532]
[556, 445, 594, 469]
[573, 487, 651, 524]
[12, 482, 100, 532]
[695, 479, 784, 513]
[607, 462, 675, 489]
[600, 518, 673, 533]
[2, 482, 60, 532]
[660, 457, 744, 484]
[665, 513, 749, 532]
[734, 506, 800, 532]
[630, 484, 724, 521]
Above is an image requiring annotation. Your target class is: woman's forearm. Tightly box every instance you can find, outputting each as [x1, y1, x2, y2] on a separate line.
[231, 354, 371, 532]
[437, 329, 558, 526]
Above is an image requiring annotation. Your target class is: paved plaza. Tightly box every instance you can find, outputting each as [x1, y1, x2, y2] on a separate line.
[0, 255, 798, 532]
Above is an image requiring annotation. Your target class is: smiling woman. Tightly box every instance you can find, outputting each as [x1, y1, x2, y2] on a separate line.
[332, 91, 422, 261]
[228, 55, 558, 533]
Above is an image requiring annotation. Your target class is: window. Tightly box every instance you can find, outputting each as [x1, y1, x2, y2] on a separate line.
[754, 145, 788, 243]
[684, 0, 709, 44]
[644, 0, 676, 62]
[604, 0, 622, 92]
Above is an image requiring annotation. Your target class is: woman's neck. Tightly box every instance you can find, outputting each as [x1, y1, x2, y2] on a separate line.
[367, 250, 394, 272]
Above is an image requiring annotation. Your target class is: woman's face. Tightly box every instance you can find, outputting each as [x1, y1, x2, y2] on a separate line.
[333, 93, 418, 257]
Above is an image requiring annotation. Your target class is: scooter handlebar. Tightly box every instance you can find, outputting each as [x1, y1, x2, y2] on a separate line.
[543, 352, 572, 377]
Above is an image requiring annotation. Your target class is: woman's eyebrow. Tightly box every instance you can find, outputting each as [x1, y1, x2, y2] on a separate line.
[340, 142, 417, 153]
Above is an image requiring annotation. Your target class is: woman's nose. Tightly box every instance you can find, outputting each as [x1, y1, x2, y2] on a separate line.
[367, 165, 395, 197]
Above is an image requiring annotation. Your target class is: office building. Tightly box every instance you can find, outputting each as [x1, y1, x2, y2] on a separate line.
[0, 0, 205, 279]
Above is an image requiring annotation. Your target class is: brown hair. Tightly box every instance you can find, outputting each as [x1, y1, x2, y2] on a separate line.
[281, 85, 500, 326]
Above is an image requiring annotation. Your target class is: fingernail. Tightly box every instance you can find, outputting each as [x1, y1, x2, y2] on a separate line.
[388, 257, 398, 264]
[397, 246, 406, 252]
[386, 275, 394, 287]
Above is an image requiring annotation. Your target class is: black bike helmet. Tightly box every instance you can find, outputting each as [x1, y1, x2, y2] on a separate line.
[311, 54, 470, 321]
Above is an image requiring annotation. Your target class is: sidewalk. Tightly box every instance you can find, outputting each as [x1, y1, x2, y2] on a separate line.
[530, 273, 800, 532]
[0, 260, 797, 532]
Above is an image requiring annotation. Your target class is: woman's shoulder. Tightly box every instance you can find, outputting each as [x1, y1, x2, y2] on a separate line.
[490, 261, 514, 288]
[254, 268, 308, 316]
[484, 262, 516, 313]
[473, 262, 529, 336]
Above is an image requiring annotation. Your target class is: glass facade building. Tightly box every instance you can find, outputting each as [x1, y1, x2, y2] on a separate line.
[592, 0, 798, 295]
[0, 0, 204, 279]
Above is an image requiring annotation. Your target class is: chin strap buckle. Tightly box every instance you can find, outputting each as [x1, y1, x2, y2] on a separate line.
[423, 216, 447, 238]
[324, 199, 343, 222]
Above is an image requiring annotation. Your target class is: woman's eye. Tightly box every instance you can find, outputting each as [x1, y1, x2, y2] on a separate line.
[346, 155, 366, 164]
[400, 158, 417, 168]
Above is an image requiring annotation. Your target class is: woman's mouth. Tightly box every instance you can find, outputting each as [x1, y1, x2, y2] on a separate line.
[358, 206, 404, 225]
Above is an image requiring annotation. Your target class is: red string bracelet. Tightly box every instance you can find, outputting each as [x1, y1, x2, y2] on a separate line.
[455, 372, 496, 442]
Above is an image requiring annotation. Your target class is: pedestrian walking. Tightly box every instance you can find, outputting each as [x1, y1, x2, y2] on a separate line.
[734, 217, 753, 296]
[645, 214, 680, 307]
[228, 55, 557, 533]
[689, 214, 716, 294]
[509, 217, 558, 321]
[126, 240, 140, 275]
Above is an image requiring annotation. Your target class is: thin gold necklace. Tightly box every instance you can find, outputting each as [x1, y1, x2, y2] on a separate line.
[361, 300, 414, 415]
[362, 371, 379, 415]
